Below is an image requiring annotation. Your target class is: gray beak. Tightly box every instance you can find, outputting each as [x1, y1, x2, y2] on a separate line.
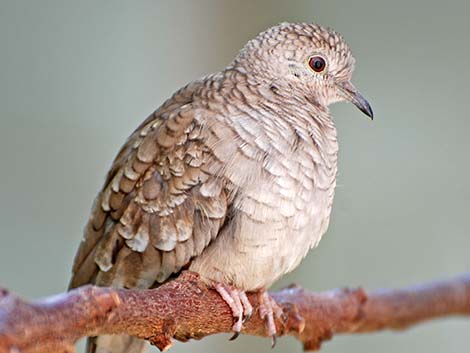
[337, 81, 374, 120]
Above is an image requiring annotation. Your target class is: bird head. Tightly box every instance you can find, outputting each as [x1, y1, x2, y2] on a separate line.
[233, 22, 373, 119]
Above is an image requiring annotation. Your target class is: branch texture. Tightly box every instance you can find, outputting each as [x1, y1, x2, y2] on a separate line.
[1, 272, 469, 353]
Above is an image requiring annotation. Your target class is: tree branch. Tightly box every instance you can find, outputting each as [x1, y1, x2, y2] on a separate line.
[1, 272, 469, 353]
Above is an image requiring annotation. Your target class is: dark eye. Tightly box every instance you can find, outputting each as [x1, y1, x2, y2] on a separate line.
[308, 56, 326, 73]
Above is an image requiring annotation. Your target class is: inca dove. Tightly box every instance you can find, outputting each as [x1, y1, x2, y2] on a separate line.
[70, 22, 373, 353]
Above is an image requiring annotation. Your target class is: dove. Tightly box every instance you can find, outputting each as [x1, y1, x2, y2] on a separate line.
[69, 22, 373, 353]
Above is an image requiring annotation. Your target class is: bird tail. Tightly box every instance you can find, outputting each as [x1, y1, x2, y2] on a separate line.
[86, 335, 148, 353]
[70, 250, 150, 353]
[70, 220, 157, 353]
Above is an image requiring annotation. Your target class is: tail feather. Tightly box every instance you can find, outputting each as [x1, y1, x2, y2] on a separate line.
[87, 335, 148, 353]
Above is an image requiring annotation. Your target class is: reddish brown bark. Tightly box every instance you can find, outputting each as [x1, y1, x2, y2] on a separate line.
[0, 272, 469, 353]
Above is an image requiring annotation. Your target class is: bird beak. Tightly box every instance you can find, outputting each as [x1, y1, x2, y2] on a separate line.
[337, 81, 374, 120]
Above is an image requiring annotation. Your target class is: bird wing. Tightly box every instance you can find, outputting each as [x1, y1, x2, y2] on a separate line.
[69, 83, 229, 289]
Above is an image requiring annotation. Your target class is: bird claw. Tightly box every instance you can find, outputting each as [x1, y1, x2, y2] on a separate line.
[213, 284, 283, 347]
[229, 331, 240, 341]
[242, 312, 252, 323]
[213, 283, 253, 340]
[239, 290, 253, 322]
[271, 334, 277, 348]
[258, 290, 284, 347]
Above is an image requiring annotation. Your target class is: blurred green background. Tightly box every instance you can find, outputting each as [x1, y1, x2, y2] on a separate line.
[1, 1, 469, 352]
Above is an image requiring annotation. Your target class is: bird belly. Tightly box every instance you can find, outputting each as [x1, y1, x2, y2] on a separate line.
[189, 171, 335, 291]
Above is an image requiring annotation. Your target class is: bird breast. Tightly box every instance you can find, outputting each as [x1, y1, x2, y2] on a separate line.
[190, 85, 339, 290]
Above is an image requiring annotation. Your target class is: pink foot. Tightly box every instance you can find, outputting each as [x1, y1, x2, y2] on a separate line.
[214, 283, 253, 340]
[258, 290, 284, 347]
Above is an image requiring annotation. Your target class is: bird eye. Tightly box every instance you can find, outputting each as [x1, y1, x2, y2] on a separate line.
[308, 56, 326, 73]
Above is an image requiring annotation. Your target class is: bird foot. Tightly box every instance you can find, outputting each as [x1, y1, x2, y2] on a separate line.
[213, 284, 284, 346]
[213, 283, 253, 340]
[258, 290, 284, 347]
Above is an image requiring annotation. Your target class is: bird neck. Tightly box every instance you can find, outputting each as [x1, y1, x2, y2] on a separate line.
[210, 68, 338, 164]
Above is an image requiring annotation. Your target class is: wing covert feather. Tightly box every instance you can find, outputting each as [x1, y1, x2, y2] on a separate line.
[70, 85, 228, 289]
